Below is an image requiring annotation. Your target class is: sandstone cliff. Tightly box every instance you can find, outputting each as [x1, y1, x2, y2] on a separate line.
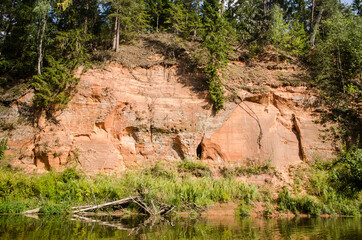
[1, 49, 336, 173]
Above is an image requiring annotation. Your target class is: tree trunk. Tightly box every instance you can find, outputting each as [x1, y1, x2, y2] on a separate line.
[84, 1, 88, 34]
[115, 16, 120, 52]
[263, 0, 267, 15]
[156, 14, 159, 33]
[112, 16, 118, 51]
[37, 16, 47, 75]
[311, 0, 315, 29]
[220, 0, 225, 15]
[310, 9, 323, 48]
[2, 21, 10, 42]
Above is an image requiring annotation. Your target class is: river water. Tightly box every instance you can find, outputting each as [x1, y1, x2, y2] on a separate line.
[0, 215, 361, 239]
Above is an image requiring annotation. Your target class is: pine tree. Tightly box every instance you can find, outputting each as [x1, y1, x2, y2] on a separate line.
[269, 4, 289, 64]
[352, 0, 362, 15]
[165, 1, 201, 39]
[32, 57, 79, 112]
[202, 0, 235, 111]
[226, 0, 267, 44]
[289, 20, 308, 55]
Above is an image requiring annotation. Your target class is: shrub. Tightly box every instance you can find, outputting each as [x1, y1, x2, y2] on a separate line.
[0, 201, 28, 213]
[330, 145, 362, 197]
[236, 201, 252, 217]
[277, 188, 296, 213]
[178, 160, 211, 177]
[0, 136, 7, 160]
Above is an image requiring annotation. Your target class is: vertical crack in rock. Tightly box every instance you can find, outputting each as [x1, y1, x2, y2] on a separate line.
[292, 114, 307, 161]
[147, 100, 156, 143]
[224, 85, 263, 150]
[239, 101, 263, 150]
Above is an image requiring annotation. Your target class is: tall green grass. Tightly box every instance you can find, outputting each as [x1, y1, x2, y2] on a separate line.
[0, 164, 259, 214]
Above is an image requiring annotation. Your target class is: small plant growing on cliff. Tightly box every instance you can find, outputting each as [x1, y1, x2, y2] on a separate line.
[0, 136, 7, 161]
[32, 57, 79, 113]
[178, 159, 211, 177]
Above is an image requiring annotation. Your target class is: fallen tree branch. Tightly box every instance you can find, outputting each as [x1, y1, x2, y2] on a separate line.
[131, 197, 153, 215]
[73, 196, 139, 214]
[22, 208, 40, 214]
[71, 205, 93, 210]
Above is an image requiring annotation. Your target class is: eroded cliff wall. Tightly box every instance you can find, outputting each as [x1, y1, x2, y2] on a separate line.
[4, 61, 336, 172]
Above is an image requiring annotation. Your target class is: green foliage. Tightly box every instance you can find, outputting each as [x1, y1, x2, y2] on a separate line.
[178, 159, 211, 177]
[226, 0, 267, 44]
[0, 163, 260, 213]
[288, 20, 308, 55]
[109, 0, 149, 43]
[33, 0, 50, 19]
[53, 29, 91, 65]
[308, 10, 361, 142]
[0, 201, 28, 214]
[204, 66, 225, 111]
[202, 0, 235, 111]
[39, 202, 71, 215]
[220, 160, 275, 178]
[277, 188, 297, 213]
[277, 188, 322, 216]
[0, 136, 7, 161]
[143, 161, 177, 180]
[236, 201, 252, 216]
[330, 145, 362, 197]
[269, 4, 290, 64]
[32, 57, 79, 112]
[165, 2, 201, 39]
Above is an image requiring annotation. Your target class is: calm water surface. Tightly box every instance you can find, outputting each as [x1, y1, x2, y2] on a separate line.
[0, 214, 361, 239]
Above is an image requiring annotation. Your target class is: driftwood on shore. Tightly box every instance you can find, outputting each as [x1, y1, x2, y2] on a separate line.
[22, 208, 41, 214]
[73, 196, 139, 214]
[22, 196, 175, 216]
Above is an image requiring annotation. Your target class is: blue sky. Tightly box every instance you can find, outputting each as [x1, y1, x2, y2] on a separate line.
[342, 0, 354, 5]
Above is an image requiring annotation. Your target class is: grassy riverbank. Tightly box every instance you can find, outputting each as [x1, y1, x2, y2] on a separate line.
[0, 152, 361, 216]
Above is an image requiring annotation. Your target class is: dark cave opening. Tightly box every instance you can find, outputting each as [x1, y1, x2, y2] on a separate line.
[196, 143, 202, 159]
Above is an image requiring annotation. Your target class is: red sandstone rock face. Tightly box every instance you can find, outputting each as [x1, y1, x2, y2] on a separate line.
[28, 64, 211, 172]
[5, 63, 335, 172]
[201, 91, 335, 167]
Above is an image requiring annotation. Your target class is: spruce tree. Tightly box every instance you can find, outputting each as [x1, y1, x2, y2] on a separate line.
[202, 0, 234, 111]
[32, 57, 79, 112]
[269, 4, 289, 64]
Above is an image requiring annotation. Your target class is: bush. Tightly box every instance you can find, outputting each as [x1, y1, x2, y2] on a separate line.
[178, 160, 211, 177]
[0, 136, 7, 160]
[277, 188, 296, 213]
[0, 201, 28, 213]
[220, 161, 275, 178]
[330, 145, 362, 197]
[277, 188, 322, 215]
[296, 196, 321, 216]
[236, 201, 252, 216]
